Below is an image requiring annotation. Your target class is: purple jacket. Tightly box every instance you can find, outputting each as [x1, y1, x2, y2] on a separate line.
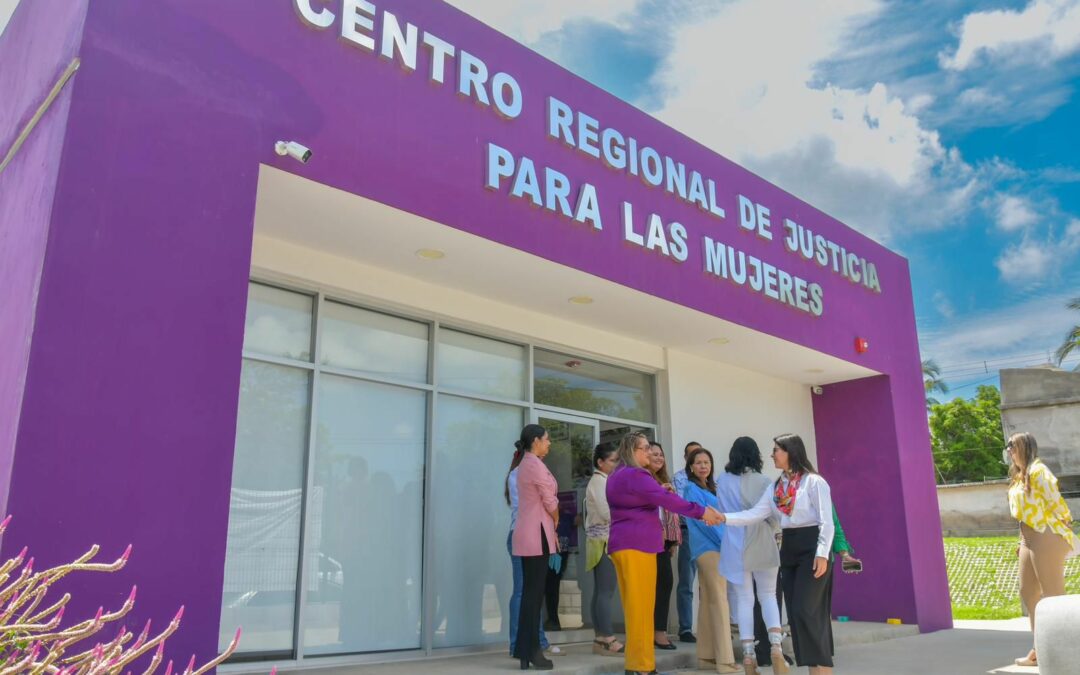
[607, 465, 706, 554]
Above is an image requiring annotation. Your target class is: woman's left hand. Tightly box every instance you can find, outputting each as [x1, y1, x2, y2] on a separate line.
[813, 556, 829, 578]
[662, 482, 675, 493]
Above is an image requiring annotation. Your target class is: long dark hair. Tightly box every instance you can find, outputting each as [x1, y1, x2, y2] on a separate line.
[725, 436, 763, 475]
[504, 424, 547, 505]
[685, 447, 716, 493]
[773, 433, 816, 477]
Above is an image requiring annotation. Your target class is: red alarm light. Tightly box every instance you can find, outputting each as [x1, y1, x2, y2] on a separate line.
[854, 337, 869, 354]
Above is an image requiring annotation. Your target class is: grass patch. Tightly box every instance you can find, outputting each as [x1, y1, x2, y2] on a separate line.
[945, 535, 1080, 620]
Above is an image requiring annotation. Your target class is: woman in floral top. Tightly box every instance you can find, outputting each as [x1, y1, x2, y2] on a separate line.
[648, 442, 683, 650]
[1004, 432, 1079, 668]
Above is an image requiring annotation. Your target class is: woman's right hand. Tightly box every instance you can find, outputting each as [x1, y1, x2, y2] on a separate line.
[702, 507, 724, 525]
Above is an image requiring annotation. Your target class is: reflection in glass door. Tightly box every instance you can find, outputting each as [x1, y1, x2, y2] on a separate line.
[535, 414, 598, 634]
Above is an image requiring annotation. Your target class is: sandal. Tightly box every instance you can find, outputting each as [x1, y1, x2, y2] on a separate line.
[771, 645, 790, 674]
[593, 637, 624, 655]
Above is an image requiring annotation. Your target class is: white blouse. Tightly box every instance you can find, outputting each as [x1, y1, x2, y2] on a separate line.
[723, 472, 834, 559]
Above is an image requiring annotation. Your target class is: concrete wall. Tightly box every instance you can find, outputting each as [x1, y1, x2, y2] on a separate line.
[937, 479, 1080, 536]
[1001, 368, 1080, 478]
[937, 480, 1014, 536]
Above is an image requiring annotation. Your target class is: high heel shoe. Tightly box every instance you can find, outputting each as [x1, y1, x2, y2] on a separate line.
[530, 650, 554, 670]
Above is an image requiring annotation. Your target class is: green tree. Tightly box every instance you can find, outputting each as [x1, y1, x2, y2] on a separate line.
[923, 358, 949, 410]
[1054, 296, 1080, 369]
[929, 385, 1007, 484]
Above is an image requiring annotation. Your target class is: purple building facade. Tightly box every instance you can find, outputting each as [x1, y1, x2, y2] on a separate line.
[0, 0, 950, 670]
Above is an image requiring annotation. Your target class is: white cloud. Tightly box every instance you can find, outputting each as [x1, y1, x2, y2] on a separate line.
[942, 0, 1080, 70]
[995, 218, 1080, 285]
[648, 0, 978, 243]
[933, 291, 956, 320]
[919, 290, 1079, 371]
[444, 0, 634, 44]
[996, 195, 1039, 231]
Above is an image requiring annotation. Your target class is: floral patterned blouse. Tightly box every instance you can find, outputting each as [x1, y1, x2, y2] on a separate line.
[1008, 459, 1079, 552]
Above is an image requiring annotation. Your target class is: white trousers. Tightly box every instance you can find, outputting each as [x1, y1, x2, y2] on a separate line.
[734, 567, 782, 641]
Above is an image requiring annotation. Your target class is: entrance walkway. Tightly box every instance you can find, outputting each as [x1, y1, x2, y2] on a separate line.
[289, 621, 919, 675]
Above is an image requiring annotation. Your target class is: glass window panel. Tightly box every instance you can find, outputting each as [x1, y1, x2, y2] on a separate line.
[431, 396, 522, 647]
[220, 360, 310, 655]
[533, 349, 655, 422]
[437, 329, 526, 400]
[303, 375, 426, 655]
[243, 283, 313, 361]
[320, 301, 429, 383]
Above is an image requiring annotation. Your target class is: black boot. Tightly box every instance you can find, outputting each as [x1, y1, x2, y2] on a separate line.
[530, 649, 554, 670]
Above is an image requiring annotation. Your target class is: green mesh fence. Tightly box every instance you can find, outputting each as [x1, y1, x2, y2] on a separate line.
[945, 536, 1080, 619]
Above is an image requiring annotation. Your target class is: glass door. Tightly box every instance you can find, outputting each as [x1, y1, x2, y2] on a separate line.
[534, 413, 599, 635]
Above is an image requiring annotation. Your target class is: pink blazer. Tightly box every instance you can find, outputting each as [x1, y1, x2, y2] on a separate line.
[512, 452, 559, 556]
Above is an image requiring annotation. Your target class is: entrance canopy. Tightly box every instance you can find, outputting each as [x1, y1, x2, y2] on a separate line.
[255, 166, 879, 386]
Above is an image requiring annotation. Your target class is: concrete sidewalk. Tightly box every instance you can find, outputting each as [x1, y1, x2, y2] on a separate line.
[298, 621, 920, 675]
[786, 618, 1036, 675]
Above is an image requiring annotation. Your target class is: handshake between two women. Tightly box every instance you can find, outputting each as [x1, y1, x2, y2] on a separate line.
[702, 506, 725, 526]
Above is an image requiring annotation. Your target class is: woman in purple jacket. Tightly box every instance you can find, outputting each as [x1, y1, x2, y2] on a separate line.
[607, 432, 723, 675]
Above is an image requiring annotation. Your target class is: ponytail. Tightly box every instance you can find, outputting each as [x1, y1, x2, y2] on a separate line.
[504, 440, 527, 506]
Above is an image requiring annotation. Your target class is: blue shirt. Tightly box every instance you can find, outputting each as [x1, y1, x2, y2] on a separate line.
[673, 469, 690, 525]
[681, 481, 724, 561]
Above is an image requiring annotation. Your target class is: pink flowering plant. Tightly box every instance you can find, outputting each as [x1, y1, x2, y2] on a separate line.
[0, 516, 252, 674]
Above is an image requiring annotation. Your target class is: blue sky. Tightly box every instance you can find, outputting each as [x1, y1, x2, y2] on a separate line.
[450, 0, 1080, 398]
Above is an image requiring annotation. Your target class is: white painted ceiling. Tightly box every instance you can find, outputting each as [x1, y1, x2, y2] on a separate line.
[254, 166, 879, 386]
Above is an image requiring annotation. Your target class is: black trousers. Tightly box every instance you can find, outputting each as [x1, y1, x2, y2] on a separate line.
[544, 551, 569, 627]
[780, 526, 834, 668]
[654, 543, 675, 631]
[515, 529, 550, 660]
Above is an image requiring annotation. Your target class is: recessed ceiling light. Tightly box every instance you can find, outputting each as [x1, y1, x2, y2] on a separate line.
[569, 296, 594, 305]
[708, 337, 730, 345]
[805, 368, 825, 374]
[415, 248, 445, 260]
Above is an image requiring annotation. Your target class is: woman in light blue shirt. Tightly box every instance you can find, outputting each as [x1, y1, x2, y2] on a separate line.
[714, 437, 784, 674]
[682, 447, 740, 674]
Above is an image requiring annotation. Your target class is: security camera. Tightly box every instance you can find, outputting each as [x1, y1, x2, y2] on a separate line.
[811, 385, 824, 395]
[275, 141, 312, 164]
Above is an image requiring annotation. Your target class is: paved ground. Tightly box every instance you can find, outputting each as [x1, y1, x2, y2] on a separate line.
[261, 619, 1037, 675]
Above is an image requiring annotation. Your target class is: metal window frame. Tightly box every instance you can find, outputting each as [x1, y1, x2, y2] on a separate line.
[222, 278, 662, 672]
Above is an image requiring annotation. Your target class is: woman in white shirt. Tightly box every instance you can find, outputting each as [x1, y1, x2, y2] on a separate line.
[585, 442, 623, 655]
[718, 434, 834, 675]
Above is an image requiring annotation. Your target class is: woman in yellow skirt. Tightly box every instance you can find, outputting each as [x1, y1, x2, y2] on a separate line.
[606, 432, 723, 675]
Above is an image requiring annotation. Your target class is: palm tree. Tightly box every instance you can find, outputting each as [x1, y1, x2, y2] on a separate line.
[1055, 297, 1080, 370]
[923, 358, 949, 410]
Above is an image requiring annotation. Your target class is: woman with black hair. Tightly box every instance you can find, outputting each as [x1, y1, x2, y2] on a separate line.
[717, 434, 834, 675]
[585, 442, 623, 656]
[681, 447, 741, 674]
[512, 424, 560, 671]
[715, 437, 784, 675]
[506, 441, 552, 659]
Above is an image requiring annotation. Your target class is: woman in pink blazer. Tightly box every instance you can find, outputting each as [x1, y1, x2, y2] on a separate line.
[512, 424, 559, 671]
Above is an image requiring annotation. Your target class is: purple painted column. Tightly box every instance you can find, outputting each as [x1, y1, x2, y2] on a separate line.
[0, 0, 88, 516]
[0, 0, 281, 663]
[815, 371, 952, 631]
